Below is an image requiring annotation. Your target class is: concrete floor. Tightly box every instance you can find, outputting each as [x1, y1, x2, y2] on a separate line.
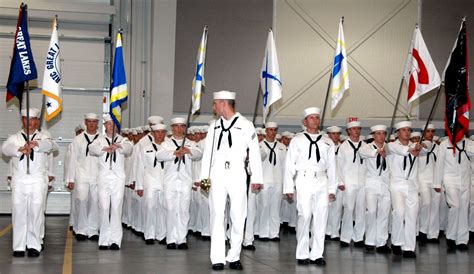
[0, 216, 473, 274]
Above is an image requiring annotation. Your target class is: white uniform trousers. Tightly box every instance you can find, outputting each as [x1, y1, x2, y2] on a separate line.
[327, 189, 343, 238]
[189, 189, 201, 232]
[340, 186, 365, 243]
[121, 187, 130, 226]
[144, 187, 166, 241]
[445, 185, 470, 244]
[164, 188, 191, 244]
[257, 184, 282, 238]
[365, 182, 391, 247]
[131, 192, 144, 232]
[68, 188, 76, 227]
[11, 178, 47, 252]
[74, 179, 99, 237]
[209, 170, 247, 264]
[243, 189, 258, 245]
[390, 181, 419, 251]
[439, 190, 448, 231]
[295, 175, 329, 260]
[418, 185, 440, 239]
[98, 178, 125, 247]
[200, 192, 211, 236]
[469, 182, 474, 232]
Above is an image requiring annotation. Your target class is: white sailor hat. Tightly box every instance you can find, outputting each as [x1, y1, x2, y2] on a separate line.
[327, 126, 342, 133]
[31, 107, 41, 118]
[370, 125, 387, 132]
[75, 123, 86, 132]
[433, 136, 440, 142]
[213, 90, 236, 100]
[187, 127, 195, 134]
[84, 113, 99, 120]
[395, 121, 412, 131]
[340, 134, 348, 141]
[276, 133, 282, 139]
[281, 131, 294, 138]
[347, 121, 361, 129]
[422, 123, 435, 130]
[171, 117, 186, 125]
[122, 127, 129, 133]
[265, 121, 278, 128]
[136, 127, 143, 134]
[151, 124, 167, 131]
[147, 115, 164, 125]
[410, 132, 422, 138]
[130, 128, 138, 135]
[21, 108, 40, 118]
[142, 125, 151, 132]
[103, 114, 112, 122]
[302, 107, 321, 119]
[365, 134, 373, 140]
[202, 125, 209, 132]
[389, 134, 396, 140]
[256, 127, 264, 135]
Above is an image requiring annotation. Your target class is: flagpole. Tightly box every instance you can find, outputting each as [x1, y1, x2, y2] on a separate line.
[177, 100, 194, 171]
[252, 84, 262, 125]
[320, 72, 332, 129]
[25, 80, 30, 174]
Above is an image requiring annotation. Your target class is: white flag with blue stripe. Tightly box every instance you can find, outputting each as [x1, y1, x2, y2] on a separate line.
[260, 29, 282, 123]
[191, 26, 208, 115]
[331, 18, 350, 110]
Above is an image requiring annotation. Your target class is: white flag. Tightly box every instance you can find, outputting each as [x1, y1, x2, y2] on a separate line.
[260, 29, 282, 123]
[331, 17, 350, 110]
[404, 27, 441, 104]
[41, 17, 62, 121]
[191, 26, 208, 115]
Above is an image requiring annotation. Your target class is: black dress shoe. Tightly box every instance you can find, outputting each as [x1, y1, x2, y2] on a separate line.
[242, 244, 256, 251]
[392, 245, 402, 256]
[354, 241, 365, 248]
[145, 239, 155, 245]
[254, 235, 260, 240]
[27, 249, 40, 257]
[193, 231, 202, 237]
[41, 244, 44, 251]
[13, 251, 25, 257]
[110, 243, 120, 250]
[330, 237, 340, 241]
[202, 236, 211, 241]
[418, 232, 427, 244]
[88, 235, 99, 241]
[69, 226, 73, 231]
[297, 259, 310, 265]
[270, 237, 280, 242]
[259, 237, 269, 242]
[99, 245, 109, 250]
[457, 244, 468, 251]
[159, 238, 167, 245]
[211, 263, 224, 271]
[122, 223, 127, 228]
[340, 241, 350, 247]
[75, 234, 87, 241]
[403, 251, 416, 258]
[177, 243, 188, 250]
[325, 235, 331, 240]
[310, 258, 326, 266]
[365, 245, 375, 252]
[427, 238, 440, 244]
[376, 245, 391, 254]
[229, 260, 243, 270]
[167, 243, 177, 249]
[289, 227, 296, 234]
[447, 239, 456, 252]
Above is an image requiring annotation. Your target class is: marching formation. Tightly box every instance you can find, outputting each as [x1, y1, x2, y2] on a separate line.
[3, 91, 474, 271]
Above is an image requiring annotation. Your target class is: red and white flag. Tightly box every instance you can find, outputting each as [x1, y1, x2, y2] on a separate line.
[404, 27, 441, 104]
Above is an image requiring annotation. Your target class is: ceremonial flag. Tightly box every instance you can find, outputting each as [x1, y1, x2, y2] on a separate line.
[41, 16, 62, 121]
[443, 18, 470, 147]
[404, 26, 441, 104]
[260, 29, 282, 123]
[331, 17, 349, 110]
[191, 26, 208, 115]
[6, 3, 37, 105]
[110, 31, 128, 130]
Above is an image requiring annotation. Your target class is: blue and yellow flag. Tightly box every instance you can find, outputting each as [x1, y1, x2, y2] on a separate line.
[331, 17, 350, 110]
[6, 3, 37, 105]
[110, 32, 128, 130]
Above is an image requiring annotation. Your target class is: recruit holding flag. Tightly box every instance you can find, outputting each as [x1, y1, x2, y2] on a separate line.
[443, 18, 470, 148]
[404, 26, 441, 104]
[110, 31, 128, 130]
[191, 26, 208, 115]
[331, 17, 349, 110]
[6, 3, 37, 105]
[41, 17, 62, 121]
[260, 29, 282, 123]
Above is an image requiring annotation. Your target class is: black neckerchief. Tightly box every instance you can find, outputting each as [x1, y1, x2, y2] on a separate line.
[348, 139, 363, 164]
[373, 144, 386, 171]
[263, 141, 277, 165]
[105, 136, 119, 163]
[20, 132, 37, 161]
[426, 143, 437, 165]
[172, 139, 184, 164]
[84, 133, 99, 157]
[448, 140, 471, 164]
[303, 133, 322, 162]
[403, 154, 416, 171]
[151, 142, 164, 169]
[217, 116, 239, 150]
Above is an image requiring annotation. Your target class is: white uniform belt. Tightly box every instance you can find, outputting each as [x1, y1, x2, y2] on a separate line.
[296, 170, 327, 178]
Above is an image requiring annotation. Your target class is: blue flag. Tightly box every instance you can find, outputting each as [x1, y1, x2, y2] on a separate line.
[110, 32, 128, 130]
[6, 4, 37, 104]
